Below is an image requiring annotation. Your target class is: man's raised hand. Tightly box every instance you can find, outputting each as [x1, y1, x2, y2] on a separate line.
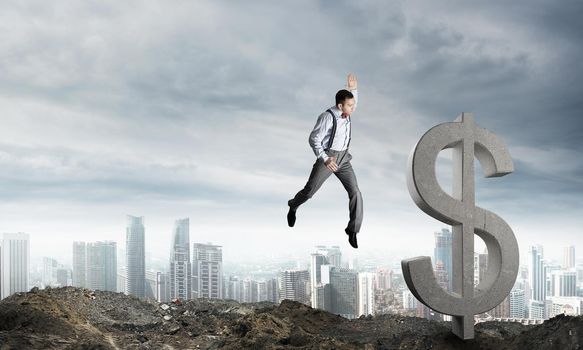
[346, 73, 357, 90]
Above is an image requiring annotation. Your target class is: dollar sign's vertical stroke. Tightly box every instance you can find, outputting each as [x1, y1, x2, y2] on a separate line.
[402, 113, 519, 339]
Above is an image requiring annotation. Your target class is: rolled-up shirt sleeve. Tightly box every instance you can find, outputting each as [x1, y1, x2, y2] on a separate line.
[308, 112, 332, 162]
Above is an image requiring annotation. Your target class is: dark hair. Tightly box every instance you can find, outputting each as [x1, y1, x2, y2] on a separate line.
[335, 89, 354, 106]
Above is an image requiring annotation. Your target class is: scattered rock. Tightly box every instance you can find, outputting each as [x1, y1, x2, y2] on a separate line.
[0, 286, 581, 350]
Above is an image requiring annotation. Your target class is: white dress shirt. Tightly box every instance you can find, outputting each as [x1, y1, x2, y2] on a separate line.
[308, 89, 358, 162]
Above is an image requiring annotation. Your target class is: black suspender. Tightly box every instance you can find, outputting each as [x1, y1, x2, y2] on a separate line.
[326, 109, 337, 150]
[347, 115, 351, 149]
[325, 108, 351, 150]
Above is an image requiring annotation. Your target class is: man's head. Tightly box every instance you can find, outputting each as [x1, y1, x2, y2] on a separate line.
[335, 89, 355, 116]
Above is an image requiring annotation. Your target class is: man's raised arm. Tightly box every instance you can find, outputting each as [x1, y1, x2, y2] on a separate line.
[346, 73, 358, 111]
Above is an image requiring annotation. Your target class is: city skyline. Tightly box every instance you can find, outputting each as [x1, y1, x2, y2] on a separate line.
[12, 220, 583, 269]
[11, 237, 583, 324]
[19, 223, 583, 286]
[1, 2, 582, 265]
[2, 230, 581, 323]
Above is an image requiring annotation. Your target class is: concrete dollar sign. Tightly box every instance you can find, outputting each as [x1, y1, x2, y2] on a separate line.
[402, 113, 519, 340]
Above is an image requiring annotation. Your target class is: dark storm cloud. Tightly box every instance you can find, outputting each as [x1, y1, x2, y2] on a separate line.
[350, 0, 583, 211]
[310, 0, 583, 154]
[402, 0, 583, 148]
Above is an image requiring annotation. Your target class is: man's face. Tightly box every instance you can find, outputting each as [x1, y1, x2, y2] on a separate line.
[338, 98, 356, 116]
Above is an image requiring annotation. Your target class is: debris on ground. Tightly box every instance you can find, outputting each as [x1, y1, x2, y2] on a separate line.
[0, 286, 580, 349]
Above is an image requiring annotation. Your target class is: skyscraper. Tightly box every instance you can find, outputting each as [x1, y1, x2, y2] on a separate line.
[251, 280, 268, 302]
[310, 253, 329, 308]
[242, 279, 252, 302]
[56, 268, 70, 287]
[509, 289, 526, 318]
[126, 215, 146, 297]
[170, 218, 191, 300]
[550, 270, 577, 297]
[564, 246, 576, 269]
[434, 228, 453, 291]
[117, 267, 127, 294]
[266, 277, 279, 303]
[529, 245, 546, 302]
[473, 252, 488, 287]
[330, 267, 359, 319]
[156, 272, 170, 303]
[529, 245, 547, 319]
[103, 241, 117, 291]
[314, 283, 332, 311]
[145, 270, 159, 300]
[42, 257, 58, 287]
[375, 269, 392, 290]
[402, 290, 418, 310]
[72, 241, 87, 288]
[434, 261, 449, 291]
[310, 245, 341, 308]
[226, 276, 240, 301]
[86, 241, 117, 292]
[1, 233, 30, 300]
[529, 299, 545, 320]
[192, 243, 223, 299]
[313, 245, 342, 267]
[358, 272, 376, 316]
[279, 269, 310, 305]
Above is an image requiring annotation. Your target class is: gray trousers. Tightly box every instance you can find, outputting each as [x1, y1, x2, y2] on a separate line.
[288, 149, 363, 233]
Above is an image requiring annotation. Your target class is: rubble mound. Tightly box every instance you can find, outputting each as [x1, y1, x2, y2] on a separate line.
[0, 286, 581, 349]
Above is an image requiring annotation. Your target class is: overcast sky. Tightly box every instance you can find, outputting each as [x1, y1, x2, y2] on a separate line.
[1, 1, 581, 267]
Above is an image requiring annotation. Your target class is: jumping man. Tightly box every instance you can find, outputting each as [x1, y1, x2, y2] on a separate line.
[287, 73, 363, 248]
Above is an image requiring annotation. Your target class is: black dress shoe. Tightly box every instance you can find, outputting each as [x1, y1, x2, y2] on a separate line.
[287, 207, 296, 227]
[345, 229, 358, 248]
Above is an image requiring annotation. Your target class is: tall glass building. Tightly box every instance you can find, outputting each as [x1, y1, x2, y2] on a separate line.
[509, 289, 526, 318]
[1, 232, 30, 300]
[86, 241, 117, 292]
[170, 218, 191, 300]
[310, 245, 342, 308]
[42, 257, 58, 287]
[72, 241, 86, 288]
[278, 269, 310, 305]
[434, 228, 453, 291]
[358, 272, 376, 316]
[528, 245, 547, 319]
[330, 267, 359, 319]
[126, 215, 146, 297]
[564, 246, 576, 269]
[529, 245, 546, 302]
[192, 243, 223, 299]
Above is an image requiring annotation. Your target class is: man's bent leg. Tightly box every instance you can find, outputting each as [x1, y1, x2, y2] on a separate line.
[289, 158, 334, 210]
[334, 159, 363, 233]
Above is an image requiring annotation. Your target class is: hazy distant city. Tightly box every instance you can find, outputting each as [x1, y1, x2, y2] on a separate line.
[2, 216, 581, 325]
